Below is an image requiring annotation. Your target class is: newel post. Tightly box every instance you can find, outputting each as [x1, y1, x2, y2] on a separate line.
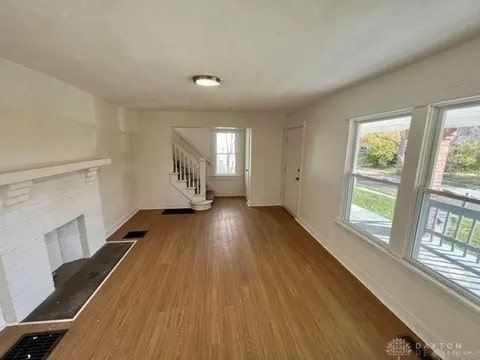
[199, 158, 207, 197]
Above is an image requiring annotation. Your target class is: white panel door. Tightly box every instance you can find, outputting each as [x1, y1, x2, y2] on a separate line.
[283, 127, 303, 216]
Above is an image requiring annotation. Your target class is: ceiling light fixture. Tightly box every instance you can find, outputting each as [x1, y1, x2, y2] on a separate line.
[192, 75, 221, 87]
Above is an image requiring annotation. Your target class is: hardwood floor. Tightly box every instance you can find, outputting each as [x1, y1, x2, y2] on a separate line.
[0, 198, 416, 359]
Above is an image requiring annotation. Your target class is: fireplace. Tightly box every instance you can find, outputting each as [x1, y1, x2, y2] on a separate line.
[44, 216, 89, 274]
[0, 159, 111, 325]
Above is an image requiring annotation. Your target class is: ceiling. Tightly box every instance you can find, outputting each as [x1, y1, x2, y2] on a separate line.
[1, 1, 480, 112]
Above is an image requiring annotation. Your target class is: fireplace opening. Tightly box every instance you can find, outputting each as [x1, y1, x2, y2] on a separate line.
[44, 216, 89, 288]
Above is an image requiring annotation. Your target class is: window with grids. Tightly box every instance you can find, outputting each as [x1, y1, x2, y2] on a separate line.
[344, 115, 412, 244]
[412, 104, 480, 298]
[215, 131, 237, 176]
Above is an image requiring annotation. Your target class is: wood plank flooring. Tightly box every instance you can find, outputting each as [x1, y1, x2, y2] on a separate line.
[0, 198, 416, 359]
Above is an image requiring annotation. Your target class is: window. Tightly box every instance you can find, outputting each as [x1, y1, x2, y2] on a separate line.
[215, 131, 237, 176]
[411, 103, 480, 298]
[344, 115, 412, 244]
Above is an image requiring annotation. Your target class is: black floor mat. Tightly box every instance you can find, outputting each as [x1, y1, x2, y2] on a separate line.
[23, 242, 133, 322]
[123, 230, 148, 239]
[162, 208, 195, 215]
[1, 330, 67, 360]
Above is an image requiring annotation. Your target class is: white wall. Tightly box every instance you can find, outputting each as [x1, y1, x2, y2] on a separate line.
[288, 35, 480, 357]
[135, 111, 286, 208]
[94, 102, 138, 235]
[0, 58, 137, 237]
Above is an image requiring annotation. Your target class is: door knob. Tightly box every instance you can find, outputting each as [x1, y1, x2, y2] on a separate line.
[295, 177, 300, 181]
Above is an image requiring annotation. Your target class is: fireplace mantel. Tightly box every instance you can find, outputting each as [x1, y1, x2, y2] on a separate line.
[0, 158, 111, 187]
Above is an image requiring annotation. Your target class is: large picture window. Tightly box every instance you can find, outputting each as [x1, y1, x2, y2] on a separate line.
[215, 131, 237, 176]
[344, 115, 411, 244]
[412, 103, 480, 298]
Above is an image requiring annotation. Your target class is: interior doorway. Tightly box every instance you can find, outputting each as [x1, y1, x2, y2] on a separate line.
[283, 126, 304, 217]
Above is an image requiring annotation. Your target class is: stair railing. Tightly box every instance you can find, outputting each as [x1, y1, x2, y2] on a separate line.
[171, 129, 210, 163]
[172, 142, 206, 197]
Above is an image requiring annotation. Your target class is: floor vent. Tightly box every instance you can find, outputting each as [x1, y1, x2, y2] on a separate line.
[399, 335, 440, 360]
[1, 330, 67, 360]
[123, 230, 148, 239]
[162, 208, 195, 215]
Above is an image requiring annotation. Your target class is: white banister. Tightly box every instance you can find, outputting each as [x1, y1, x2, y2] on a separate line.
[197, 164, 200, 194]
[180, 151, 185, 180]
[199, 158, 207, 197]
[188, 158, 192, 187]
[171, 136, 208, 201]
[181, 152, 185, 180]
[172, 144, 177, 173]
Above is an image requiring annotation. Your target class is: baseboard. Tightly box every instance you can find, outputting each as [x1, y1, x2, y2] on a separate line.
[295, 216, 444, 352]
[214, 193, 245, 197]
[140, 205, 188, 210]
[247, 201, 282, 207]
[105, 207, 139, 238]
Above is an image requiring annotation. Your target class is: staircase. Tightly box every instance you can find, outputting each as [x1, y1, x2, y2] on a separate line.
[169, 130, 214, 210]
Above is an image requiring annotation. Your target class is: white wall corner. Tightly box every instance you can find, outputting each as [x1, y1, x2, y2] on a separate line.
[105, 207, 139, 238]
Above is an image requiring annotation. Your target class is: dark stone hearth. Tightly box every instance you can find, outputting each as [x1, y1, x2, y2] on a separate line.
[23, 242, 132, 322]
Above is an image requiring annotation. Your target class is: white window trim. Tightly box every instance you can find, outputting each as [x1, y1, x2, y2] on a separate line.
[341, 108, 413, 249]
[213, 130, 240, 177]
[339, 96, 480, 311]
[405, 98, 480, 306]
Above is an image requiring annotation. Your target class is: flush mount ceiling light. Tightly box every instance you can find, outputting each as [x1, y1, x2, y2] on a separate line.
[192, 75, 221, 87]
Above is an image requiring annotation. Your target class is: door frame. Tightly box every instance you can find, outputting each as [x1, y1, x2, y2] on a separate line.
[281, 123, 306, 217]
[244, 128, 252, 201]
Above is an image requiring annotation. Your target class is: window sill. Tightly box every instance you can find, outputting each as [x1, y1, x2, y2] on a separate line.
[334, 218, 480, 315]
[335, 220, 390, 250]
[210, 175, 243, 181]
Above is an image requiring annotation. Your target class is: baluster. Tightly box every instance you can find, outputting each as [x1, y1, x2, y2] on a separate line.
[191, 159, 195, 188]
[173, 144, 177, 173]
[183, 153, 186, 181]
[176, 147, 180, 174]
[196, 164, 200, 194]
[428, 207, 438, 242]
[192, 163, 196, 192]
[178, 150, 182, 179]
[184, 153, 188, 182]
[465, 219, 477, 257]
[181, 151, 185, 180]
[188, 158, 192, 187]
[439, 210, 450, 247]
[184, 156, 187, 184]
[192, 160, 195, 189]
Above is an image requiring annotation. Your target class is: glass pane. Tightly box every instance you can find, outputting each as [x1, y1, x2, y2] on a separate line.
[216, 154, 236, 175]
[413, 192, 480, 298]
[430, 105, 480, 200]
[347, 176, 398, 244]
[216, 132, 236, 154]
[355, 116, 411, 180]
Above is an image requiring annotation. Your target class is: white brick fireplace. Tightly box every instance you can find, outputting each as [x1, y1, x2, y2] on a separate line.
[0, 159, 111, 325]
